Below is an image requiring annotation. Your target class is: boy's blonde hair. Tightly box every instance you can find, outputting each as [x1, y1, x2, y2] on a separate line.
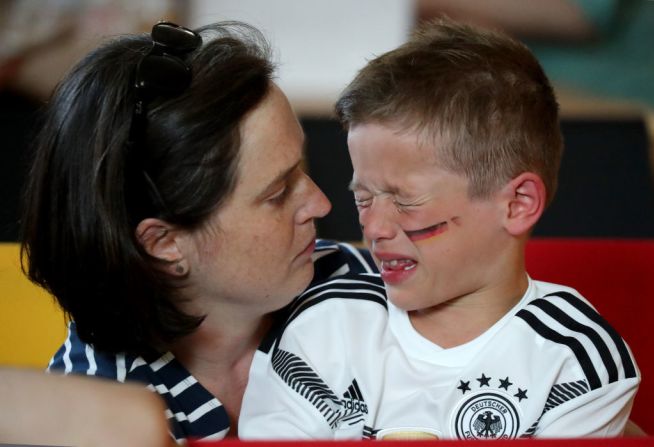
[336, 19, 563, 205]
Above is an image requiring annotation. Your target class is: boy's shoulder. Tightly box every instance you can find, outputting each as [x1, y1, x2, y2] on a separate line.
[522, 279, 603, 324]
[516, 279, 639, 388]
[292, 271, 386, 313]
[260, 273, 387, 354]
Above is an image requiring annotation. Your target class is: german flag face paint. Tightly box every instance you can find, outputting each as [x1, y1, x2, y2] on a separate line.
[405, 221, 448, 242]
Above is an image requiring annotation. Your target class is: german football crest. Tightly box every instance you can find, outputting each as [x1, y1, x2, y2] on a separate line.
[451, 390, 521, 439]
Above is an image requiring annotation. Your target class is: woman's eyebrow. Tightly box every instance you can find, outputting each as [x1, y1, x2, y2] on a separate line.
[256, 159, 302, 199]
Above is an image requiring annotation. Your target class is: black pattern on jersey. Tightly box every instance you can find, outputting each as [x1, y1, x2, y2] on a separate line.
[286, 274, 386, 326]
[521, 380, 590, 437]
[272, 349, 368, 429]
[363, 425, 379, 440]
[272, 349, 341, 427]
[548, 291, 637, 379]
[344, 378, 365, 401]
[260, 274, 387, 354]
[311, 240, 377, 282]
[516, 291, 636, 390]
[259, 243, 378, 354]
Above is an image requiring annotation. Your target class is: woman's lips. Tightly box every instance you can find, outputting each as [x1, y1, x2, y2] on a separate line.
[297, 237, 316, 259]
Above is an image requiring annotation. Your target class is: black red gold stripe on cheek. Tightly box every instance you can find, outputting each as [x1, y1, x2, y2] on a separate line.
[405, 221, 448, 241]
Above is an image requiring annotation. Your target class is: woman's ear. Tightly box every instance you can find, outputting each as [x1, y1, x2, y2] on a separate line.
[135, 218, 188, 276]
[502, 172, 546, 237]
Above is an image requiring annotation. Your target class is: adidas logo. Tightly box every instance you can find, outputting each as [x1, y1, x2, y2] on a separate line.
[341, 379, 368, 414]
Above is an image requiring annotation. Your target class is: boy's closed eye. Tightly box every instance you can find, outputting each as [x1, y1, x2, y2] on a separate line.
[354, 194, 373, 209]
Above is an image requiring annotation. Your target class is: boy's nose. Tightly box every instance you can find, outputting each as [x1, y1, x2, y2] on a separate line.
[359, 200, 399, 242]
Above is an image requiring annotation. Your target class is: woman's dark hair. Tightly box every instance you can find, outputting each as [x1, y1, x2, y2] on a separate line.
[20, 21, 275, 358]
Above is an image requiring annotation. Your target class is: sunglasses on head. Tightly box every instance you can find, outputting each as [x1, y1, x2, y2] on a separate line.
[127, 21, 202, 218]
[130, 21, 202, 135]
[134, 22, 202, 101]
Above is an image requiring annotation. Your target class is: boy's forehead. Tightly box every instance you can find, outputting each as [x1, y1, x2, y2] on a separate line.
[349, 156, 450, 196]
[348, 122, 442, 168]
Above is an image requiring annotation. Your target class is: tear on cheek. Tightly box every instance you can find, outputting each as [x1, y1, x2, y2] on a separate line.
[405, 221, 449, 242]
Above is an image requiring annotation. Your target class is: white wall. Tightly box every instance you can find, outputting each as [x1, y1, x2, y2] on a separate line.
[188, 0, 414, 115]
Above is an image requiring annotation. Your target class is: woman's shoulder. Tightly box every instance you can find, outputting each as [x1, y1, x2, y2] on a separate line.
[48, 323, 231, 441]
[47, 322, 132, 380]
[312, 239, 377, 284]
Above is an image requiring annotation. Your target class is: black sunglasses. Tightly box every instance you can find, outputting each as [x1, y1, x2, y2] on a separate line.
[127, 22, 202, 218]
[129, 21, 201, 143]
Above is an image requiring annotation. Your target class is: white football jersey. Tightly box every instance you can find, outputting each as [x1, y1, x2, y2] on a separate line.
[240, 274, 639, 439]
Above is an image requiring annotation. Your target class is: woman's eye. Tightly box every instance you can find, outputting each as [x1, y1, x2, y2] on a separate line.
[268, 186, 289, 205]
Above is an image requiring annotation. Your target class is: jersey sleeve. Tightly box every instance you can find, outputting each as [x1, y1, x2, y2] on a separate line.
[517, 289, 640, 437]
[535, 377, 638, 436]
[47, 322, 128, 381]
[240, 274, 387, 440]
[239, 347, 338, 439]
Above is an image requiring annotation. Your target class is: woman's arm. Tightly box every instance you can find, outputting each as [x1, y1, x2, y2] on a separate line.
[0, 367, 174, 447]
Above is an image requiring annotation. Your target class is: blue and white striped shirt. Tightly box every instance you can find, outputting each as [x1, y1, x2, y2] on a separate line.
[48, 240, 376, 441]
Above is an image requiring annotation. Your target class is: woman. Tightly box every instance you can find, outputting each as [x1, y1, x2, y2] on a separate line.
[21, 21, 374, 441]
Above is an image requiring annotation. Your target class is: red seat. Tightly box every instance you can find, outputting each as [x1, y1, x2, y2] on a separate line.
[526, 238, 654, 434]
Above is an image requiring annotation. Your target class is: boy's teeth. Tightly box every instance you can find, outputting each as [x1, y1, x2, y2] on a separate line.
[383, 259, 417, 271]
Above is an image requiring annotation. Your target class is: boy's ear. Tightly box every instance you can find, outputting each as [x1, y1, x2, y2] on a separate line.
[135, 218, 188, 276]
[501, 172, 546, 236]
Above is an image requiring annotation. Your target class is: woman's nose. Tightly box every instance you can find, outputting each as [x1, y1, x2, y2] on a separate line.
[297, 175, 331, 224]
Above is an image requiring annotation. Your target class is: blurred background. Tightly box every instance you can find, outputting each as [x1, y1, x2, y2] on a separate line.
[1, 0, 653, 429]
[1, 0, 653, 242]
[0, 0, 654, 242]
